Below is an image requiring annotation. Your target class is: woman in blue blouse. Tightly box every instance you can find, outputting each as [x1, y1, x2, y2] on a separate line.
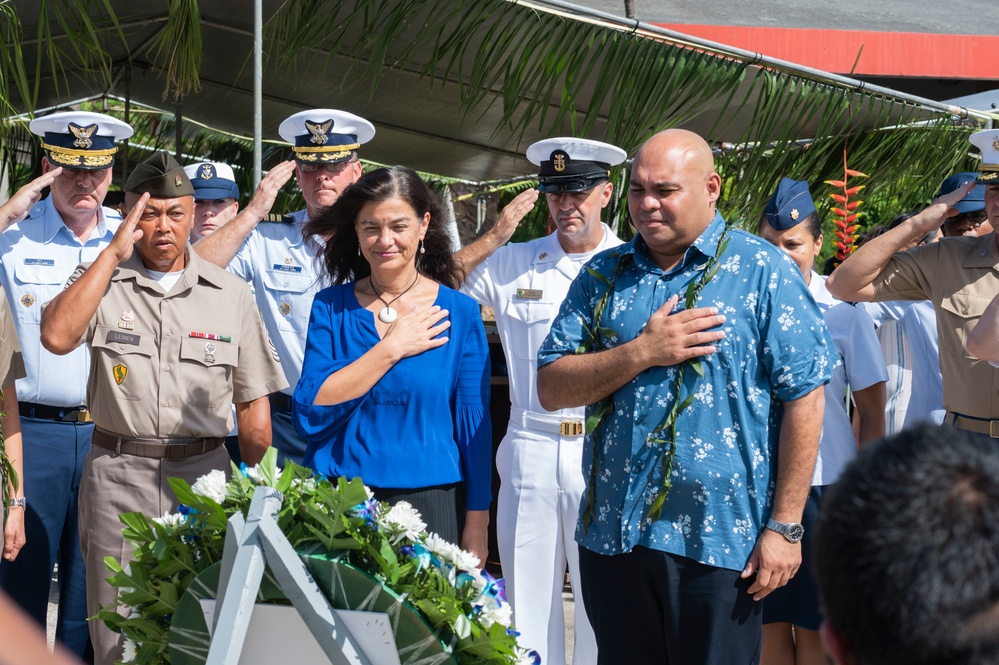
[294, 166, 491, 562]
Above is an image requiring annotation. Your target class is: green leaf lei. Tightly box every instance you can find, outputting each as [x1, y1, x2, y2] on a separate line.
[580, 231, 730, 530]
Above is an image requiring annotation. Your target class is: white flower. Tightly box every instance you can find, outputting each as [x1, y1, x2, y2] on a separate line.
[191, 470, 228, 503]
[364, 485, 375, 500]
[423, 533, 480, 571]
[121, 639, 138, 663]
[245, 465, 281, 486]
[378, 501, 427, 542]
[291, 477, 316, 494]
[478, 602, 512, 628]
[152, 511, 186, 529]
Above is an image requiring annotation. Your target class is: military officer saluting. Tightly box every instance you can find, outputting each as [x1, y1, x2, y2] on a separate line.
[0, 110, 132, 660]
[40, 152, 288, 665]
[457, 137, 627, 665]
[195, 109, 374, 465]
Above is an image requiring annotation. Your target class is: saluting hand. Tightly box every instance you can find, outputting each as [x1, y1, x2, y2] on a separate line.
[636, 294, 726, 368]
[243, 160, 298, 220]
[379, 304, 451, 361]
[108, 192, 150, 264]
[0, 168, 63, 228]
[492, 188, 539, 244]
[910, 180, 979, 235]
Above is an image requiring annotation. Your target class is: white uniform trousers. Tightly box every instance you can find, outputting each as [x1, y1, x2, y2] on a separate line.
[496, 413, 597, 665]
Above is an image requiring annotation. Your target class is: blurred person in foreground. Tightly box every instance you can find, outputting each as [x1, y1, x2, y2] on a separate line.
[757, 178, 886, 665]
[816, 423, 999, 665]
[292, 166, 492, 563]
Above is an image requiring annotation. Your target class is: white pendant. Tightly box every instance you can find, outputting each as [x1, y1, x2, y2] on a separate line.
[378, 307, 398, 324]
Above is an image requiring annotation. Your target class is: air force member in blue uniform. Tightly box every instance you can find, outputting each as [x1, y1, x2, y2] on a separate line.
[0, 110, 132, 660]
[195, 109, 375, 465]
[457, 138, 626, 665]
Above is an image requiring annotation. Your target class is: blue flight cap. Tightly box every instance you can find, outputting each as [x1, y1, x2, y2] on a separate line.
[183, 162, 240, 201]
[763, 178, 816, 230]
[937, 172, 985, 214]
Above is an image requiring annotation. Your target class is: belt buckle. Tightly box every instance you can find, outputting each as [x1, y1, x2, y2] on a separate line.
[77, 408, 92, 423]
[559, 421, 584, 436]
[165, 443, 188, 461]
[990, 421, 999, 439]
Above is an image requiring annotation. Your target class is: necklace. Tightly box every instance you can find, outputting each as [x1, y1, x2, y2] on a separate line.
[370, 271, 420, 323]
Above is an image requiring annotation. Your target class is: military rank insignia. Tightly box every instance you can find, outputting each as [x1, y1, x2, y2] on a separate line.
[68, 122, 98, 149]
[113, 364, 127, 385]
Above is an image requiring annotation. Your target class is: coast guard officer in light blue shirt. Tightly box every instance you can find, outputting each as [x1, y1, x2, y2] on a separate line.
[0, 109, 132, 661]
[194, 109, 374, 464]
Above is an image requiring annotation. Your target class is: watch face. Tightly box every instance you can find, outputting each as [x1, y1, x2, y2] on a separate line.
[787, 523, 805, 542]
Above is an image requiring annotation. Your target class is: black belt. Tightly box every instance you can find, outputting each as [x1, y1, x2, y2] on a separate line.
[19, 402, 92, 423]
[269, 392, 293, 414]
[92, 427, 225, 460]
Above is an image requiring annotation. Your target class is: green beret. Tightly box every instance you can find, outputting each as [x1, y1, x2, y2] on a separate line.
[125, 151, 194, 197]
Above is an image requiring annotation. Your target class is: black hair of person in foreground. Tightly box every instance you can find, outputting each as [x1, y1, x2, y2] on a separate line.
[816, 422, 999, 665]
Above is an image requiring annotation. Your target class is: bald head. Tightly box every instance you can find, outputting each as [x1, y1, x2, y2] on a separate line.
[627, 129, 722, 270]
[634, 129, 717, 180]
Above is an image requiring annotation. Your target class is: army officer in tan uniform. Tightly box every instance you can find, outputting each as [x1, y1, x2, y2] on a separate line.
[40, 152, 288, 665]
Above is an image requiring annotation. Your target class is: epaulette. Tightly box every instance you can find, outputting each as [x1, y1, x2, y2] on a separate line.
[262, 213, 294, 223]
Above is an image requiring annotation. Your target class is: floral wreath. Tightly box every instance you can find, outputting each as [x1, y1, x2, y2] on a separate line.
[97, 448, 539, 665]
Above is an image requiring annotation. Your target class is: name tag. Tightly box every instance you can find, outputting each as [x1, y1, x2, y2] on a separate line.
[24, 258, 55, 266]
[271, 264, 303, 273]
[106, 330, 140, 346]
[516, 288, 543, 300]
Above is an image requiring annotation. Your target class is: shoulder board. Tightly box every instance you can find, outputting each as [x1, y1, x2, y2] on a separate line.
[262, 213, 294, 224]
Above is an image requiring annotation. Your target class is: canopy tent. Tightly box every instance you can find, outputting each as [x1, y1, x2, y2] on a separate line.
[2, 0, 994, 227]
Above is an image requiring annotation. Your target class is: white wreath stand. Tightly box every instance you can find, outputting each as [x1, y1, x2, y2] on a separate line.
[202, 487, 401, 665]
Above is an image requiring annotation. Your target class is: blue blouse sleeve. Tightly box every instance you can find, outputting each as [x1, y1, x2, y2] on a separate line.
[451, 293, 493, 510]
[292, 288, 372, 439]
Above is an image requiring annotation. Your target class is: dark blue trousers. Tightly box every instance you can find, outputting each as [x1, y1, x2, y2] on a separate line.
[0, 417, 93, 661]
[579, 544, 762, 665]
[271, 405, 308, 467]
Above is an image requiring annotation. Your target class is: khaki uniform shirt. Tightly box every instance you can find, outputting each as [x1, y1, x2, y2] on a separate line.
[69, 247, 288, 438]
[872, 232, 999, 419]
[0, 287, 25, 390]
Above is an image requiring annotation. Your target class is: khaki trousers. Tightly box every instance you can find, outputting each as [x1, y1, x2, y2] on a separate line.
[79, 443, 230, 665]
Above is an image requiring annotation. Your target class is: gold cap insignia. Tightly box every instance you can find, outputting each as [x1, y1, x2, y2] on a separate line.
[113, 364, 127, 385]
[553, 152, 567, 172]
[68, 122, 98, 149]
[200, 164, 214, 180]
[790, 209, 800, 221]
[20, 294, 34, 308]
[305, 119, 333, 145]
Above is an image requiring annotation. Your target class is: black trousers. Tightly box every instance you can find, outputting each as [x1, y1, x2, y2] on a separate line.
[579, 545, 762, 665]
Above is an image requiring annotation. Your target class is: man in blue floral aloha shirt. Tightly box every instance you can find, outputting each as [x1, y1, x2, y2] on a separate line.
[537, 129, 835, 665]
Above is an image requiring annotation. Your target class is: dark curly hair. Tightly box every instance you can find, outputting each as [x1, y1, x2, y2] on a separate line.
[305, 166, 463, 289]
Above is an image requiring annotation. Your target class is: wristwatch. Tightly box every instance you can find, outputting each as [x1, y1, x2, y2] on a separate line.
[766, 518, 804, 543]
[7, 497, 25, 509]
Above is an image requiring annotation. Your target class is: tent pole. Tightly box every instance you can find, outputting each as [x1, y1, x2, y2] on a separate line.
[253, 0, 262, 188]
